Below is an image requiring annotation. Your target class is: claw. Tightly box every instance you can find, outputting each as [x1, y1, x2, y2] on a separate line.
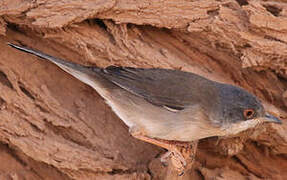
[160, 150, 187, 171]
[160, 151, 172, 167]
[171, 150, 187, 167]
[178, 171, 184, 176]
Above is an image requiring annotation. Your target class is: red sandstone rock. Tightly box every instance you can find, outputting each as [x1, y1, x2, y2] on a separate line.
[0, 0, 286, 179]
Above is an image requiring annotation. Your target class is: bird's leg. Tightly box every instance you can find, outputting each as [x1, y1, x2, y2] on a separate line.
[160, 151, 172, 166]
[164, 140, 198, 175]
[132, 134, 186, 173]
[130, 127, 197, 175]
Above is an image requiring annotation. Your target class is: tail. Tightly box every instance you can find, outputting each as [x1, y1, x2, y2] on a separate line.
[8, 43, 102, 90]
[8, 43, 96, 72]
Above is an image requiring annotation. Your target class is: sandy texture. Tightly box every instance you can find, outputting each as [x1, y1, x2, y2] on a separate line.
[0, 0, 287, 179]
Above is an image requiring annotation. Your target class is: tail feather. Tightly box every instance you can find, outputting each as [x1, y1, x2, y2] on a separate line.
[8, 43, 104, 90]
[8, 43, 92, 72]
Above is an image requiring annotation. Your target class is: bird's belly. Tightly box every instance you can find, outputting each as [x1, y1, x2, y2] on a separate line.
[107, 100, 220, 141]
[104, 90, 223, 142]
[104, 90, 163, 128]
[148, 122, 222, 142]
[104, 90, 188, 137]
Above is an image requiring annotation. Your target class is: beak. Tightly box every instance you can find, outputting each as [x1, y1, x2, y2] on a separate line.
[263, 113, 282, 124]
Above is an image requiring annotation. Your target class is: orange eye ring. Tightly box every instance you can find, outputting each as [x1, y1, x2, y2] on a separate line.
[243, 109, 255, 119]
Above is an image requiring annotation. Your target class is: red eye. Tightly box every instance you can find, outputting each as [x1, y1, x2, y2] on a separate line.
[243, 109, 255, 119]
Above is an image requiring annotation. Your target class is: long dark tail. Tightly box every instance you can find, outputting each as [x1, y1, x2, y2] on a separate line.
[7, 43, 108, 91]
[8, 43, 97, 72]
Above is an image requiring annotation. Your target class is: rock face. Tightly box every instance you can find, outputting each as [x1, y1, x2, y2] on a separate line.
[0, 0, 286, 179]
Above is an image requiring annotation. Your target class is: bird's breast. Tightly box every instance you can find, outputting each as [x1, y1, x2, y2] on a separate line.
[220, 119, 261, 136]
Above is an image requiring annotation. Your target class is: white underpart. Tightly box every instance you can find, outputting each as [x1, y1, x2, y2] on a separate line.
[221, 119, 261, 136]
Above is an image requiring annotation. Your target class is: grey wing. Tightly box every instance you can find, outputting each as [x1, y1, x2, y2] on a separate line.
[98, 66, 211, 110]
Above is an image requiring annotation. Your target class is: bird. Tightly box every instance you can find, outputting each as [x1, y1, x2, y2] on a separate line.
[8, 43, 282, 174]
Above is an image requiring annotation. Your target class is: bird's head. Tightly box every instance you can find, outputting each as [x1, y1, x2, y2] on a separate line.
[210, 84, 281, 135]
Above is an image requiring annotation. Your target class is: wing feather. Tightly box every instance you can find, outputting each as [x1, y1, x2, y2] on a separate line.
[98, 66, 215, 110]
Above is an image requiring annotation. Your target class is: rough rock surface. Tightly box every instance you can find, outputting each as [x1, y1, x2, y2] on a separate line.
[0, 0, 287, 179]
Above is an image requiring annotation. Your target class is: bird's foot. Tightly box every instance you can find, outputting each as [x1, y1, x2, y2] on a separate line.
[170, 150, 186, 176]
[160, 141, 198, 176]
[130, 128, 197, 176]
[160, 151, 171, 166]
[160, 150, 186, 175]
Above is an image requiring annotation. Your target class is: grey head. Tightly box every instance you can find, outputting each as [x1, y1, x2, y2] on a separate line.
[210, 83, 281, 135]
